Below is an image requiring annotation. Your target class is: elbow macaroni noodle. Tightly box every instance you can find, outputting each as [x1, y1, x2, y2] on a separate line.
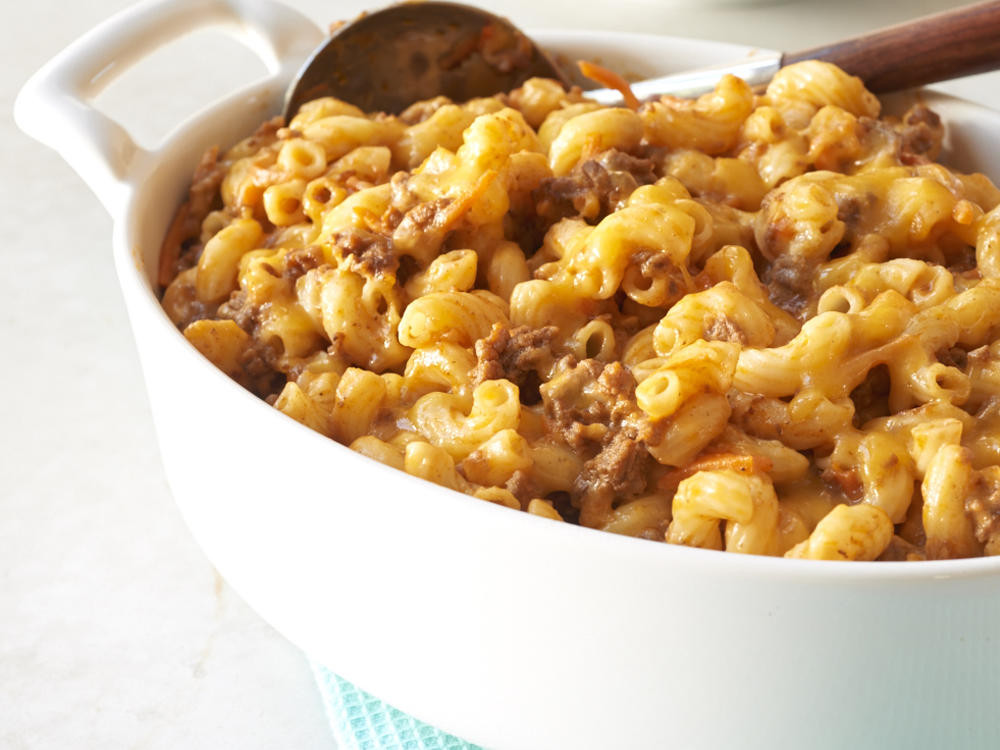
[160, 60, 1000, 561]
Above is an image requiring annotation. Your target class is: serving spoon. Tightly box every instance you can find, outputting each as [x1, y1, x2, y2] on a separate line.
[284, 0, 1000, 119]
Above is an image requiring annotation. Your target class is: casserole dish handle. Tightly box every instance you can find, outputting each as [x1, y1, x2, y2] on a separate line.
[13, 0, 324, 216]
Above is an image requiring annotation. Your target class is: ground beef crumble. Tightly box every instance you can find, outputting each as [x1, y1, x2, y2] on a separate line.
[540, 358, 653, 526]
[237, 339, 285, 398]
[334, 227, 397, 277]
[505, 469, 537, 507]
[217, 290, 256, 333]
[574, 426, 649, 500]
[898, 104, 943, 166]
[535, 148, 657, 222]
[282, 245, 326, 282]
[764, 254, 813, 318]
[967, 476, 1000, 546]
[471, 323, 557, 400]
[704, 316, 748, 345]
[542, 359, 636, 448]
[821, 463, 864, 502]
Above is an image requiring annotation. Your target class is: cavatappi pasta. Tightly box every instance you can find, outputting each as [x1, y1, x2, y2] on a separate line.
[160, 61, 1000, 561]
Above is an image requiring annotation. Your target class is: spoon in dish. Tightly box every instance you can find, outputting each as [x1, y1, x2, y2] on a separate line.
[283, 2, 566, 118]
[283, 0, 1000, 118]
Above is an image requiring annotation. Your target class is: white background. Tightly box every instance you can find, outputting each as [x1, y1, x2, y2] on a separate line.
[2, 0, 997, 748]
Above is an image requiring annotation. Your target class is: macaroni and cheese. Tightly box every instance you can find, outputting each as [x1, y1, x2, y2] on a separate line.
[160, 61, 1000, 561]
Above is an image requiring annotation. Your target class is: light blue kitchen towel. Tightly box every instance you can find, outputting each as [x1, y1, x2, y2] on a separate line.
[312, 664, 482, 750]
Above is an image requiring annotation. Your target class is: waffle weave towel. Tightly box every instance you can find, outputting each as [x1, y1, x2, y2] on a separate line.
[312, 664, 482, 750]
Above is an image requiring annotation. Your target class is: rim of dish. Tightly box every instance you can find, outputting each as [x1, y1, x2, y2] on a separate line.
[116, 29, 1000, 584]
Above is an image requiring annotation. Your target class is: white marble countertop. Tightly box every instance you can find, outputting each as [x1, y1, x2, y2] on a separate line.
[3, 1, 997, 748]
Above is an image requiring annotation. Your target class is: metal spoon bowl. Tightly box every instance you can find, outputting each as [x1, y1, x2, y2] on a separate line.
[283, 1, 566, 118]
[283, 0, 1000, 120]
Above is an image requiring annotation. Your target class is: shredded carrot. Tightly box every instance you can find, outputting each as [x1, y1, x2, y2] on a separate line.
[658, 452, 773, 492]
[442, 168, 498, 230]
[577, 60, 640, 110]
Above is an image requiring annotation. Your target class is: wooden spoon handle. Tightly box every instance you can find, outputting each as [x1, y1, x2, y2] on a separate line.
[782, 0, 1000, 92]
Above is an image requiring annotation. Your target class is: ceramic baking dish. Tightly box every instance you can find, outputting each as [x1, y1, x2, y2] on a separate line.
[15, 1, 1000, 747]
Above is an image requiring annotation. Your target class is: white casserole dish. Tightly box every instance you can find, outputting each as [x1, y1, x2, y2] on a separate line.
[15, 2, 1000, 748]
